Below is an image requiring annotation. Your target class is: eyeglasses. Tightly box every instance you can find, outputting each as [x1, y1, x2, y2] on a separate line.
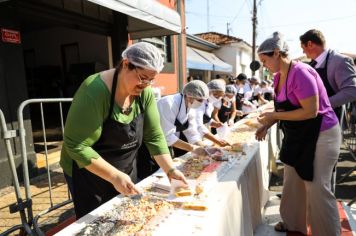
[135, 68, 155, 85]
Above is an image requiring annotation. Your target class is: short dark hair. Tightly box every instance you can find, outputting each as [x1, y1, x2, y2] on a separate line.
[262, 51, 275, 57]
[116, 61, 141, 72]
[236, 73, 247, 81]
[299, 29, 326, 47]
[259, 50, 288, 58]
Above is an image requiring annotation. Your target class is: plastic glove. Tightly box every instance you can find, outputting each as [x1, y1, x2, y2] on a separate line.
[191, 145, 209, 156]
[236, 110, 244, 117]
[216, 139, 230, 147]
[204, 147, 225, 160]
[228, 119, 234, 126]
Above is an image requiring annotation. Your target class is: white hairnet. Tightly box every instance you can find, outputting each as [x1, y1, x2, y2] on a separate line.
[257, 32, 289, 55]
[225, 85, 237, 95]
[121, 42, 164, 73]
[183, 80, 209, 99]
[250, 76, 261, 84]
[207, 79, 226, 92]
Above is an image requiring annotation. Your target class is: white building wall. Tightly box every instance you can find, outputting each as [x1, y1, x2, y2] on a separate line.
[240, 50, 252, 77]
[214, 46, 237, 76]
[214, 42, 253, 79]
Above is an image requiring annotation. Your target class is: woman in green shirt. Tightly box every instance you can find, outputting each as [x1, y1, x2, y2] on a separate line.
[60, 42, 187, 218]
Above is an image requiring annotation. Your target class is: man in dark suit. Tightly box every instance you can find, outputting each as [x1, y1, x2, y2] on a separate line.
[300, 29, 356, 193]
[300, 29, 356, 120]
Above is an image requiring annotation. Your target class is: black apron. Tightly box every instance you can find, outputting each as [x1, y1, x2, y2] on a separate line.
[212, 98, 233, 134]
[251, 87, 259, 103]
[276, 62, 322, 181]
[234, 92, 245, 122]
[313, 52, 342, 120]
[217, 98, 232, 123]
[72, 68, 144, 218]
[136, 144, 159, 180]
[171, 94, 190, 157]
[264, 92, 273, 101]
[203, 102, 212, 124]
[235, 92, 244, 110]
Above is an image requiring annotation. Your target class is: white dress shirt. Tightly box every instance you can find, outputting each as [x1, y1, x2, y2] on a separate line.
[157, 93, 201, 146]
[252, 85, 262, 96]
[314, 49, 329, 68]
[243, 83, 252, 93]
[192, 100, 214, 137]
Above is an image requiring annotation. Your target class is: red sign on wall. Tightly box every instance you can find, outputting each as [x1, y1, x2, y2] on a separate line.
[1, 28, 21, 44]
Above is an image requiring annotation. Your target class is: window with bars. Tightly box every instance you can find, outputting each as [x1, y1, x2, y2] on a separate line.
[135, 36, 174, 73]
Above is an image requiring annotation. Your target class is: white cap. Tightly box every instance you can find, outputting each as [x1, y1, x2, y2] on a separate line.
[207, 79, 226, 92]
[257, 32, 289, 55]
[183, 80, 209, 99]
[225, 85, 237, 95]
[121, 42, 164, 73]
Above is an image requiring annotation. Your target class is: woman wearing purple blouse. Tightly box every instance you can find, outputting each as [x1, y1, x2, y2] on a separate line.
[255, 32, 341, 236]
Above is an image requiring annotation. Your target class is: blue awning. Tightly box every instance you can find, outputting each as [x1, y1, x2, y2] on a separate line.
[186, 46, 232, 72]
[186, 46, 213, 71]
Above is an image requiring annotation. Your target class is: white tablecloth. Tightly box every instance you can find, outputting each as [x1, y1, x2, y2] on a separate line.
[55, 121, 274, 236]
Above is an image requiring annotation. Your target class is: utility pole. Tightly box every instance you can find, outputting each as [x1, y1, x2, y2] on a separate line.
[252, 0, 257, 75]
[207, 0, 210, 31]
[227, 23, 230, 36]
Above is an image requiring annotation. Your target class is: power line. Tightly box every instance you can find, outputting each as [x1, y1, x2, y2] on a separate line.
[260, 14, 356, 29]
[229, 0, 248, 24]
[256, 0, 268, 39]
[246, 0, 253, 13]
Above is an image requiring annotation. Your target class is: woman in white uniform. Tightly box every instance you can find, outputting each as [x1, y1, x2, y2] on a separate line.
[157, 80, 213, 157]
[193, 80, 232, 146]
[212, 85, 242, 126]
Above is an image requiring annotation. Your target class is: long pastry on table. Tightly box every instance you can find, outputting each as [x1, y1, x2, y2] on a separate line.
[182, 202, 208, 211]
[174, 187, 192, 197]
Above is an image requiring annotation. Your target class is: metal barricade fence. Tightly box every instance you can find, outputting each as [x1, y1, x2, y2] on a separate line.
[17, 98, 73, 235]
[337, 102, 356, 206]
[0, 109, 34, 236]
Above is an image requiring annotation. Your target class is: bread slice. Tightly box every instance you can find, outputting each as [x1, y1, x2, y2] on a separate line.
[182, 202, 207, 211]
[174, 187, 192, 197]
[195, 185, 204, 195]
[231, 143, 244, 152]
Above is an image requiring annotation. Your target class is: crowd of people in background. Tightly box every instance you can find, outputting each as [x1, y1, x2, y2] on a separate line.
[187, 72, 275, 117]
[187, 74, 274, 115]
